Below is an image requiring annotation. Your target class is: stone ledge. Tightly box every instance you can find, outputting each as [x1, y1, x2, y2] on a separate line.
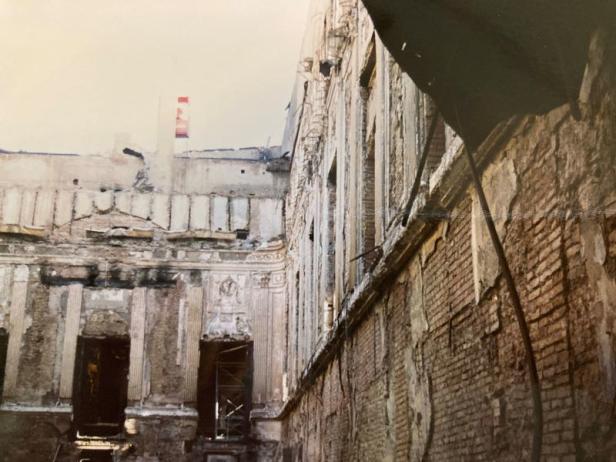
[125, 406, 199, 419]
[166, 230, 237, 241]
[0, 403, 72, 414]
[0, 224, 47, 238]
[86, 227, 154, 239]
[250, 404, 283, 419]
[0, 252, 287, 272]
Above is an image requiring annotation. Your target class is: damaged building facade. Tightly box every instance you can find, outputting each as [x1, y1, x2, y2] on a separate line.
[0, 141, 289, 461]
[280, 0, 616, 461]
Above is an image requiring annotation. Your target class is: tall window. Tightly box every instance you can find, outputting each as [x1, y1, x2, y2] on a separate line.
[420, 94, 447, 181]
[360, 135, 377, 275]
[307, 220, 316, 348]
[325, 160, 337, 325]
[294, 270, 300, 378]
[358, 37, 377, 278]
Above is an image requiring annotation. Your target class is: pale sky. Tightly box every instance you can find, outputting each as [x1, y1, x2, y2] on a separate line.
[0, 1, 310, 154]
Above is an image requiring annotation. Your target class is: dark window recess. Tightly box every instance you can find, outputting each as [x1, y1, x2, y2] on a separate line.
[206, 456, 238, 462]
[360, 136, 377, 274]
[236, 229, 249, 240]
[79, 450, 113, 462]
[72, 337, 130, 437]
[197, 341, 253, 440]
[358, 35, 378, 277]
[282, 448, 294, 462]
[319, 59, 334, 78]
[326, 161, 337, 304]
[423, 96, 447, 177]
[294, 271, 300, 374]
[359, 36, 376, 89]
[0, 329, 8, 400]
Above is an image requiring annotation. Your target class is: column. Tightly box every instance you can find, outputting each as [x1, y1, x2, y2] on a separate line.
[58, 284, 83, 399]
[127, 287, 147, 401]
[3, 265, 29, 399]
[183, 286, 203, 403]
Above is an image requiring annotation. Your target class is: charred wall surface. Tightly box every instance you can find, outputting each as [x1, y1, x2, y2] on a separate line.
[281, 1, 616, 460]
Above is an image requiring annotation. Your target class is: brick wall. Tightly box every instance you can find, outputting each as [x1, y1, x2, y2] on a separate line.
[281, 28, 616, 462]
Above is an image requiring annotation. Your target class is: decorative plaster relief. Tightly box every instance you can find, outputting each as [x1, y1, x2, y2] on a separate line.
[205, 274, 251, 337]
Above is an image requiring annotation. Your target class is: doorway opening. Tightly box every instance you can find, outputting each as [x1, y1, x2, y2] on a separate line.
[197, 340, 253, 440]
[72, 336, 130, 437]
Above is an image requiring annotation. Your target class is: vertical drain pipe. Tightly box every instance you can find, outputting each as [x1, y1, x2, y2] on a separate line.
[464, 148, 543, 462]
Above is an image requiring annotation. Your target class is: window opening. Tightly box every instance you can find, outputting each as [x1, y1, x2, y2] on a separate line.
[72, 336, 130, 437]
[325, 159, 337, 325]
[421, 94, 447, 179]
[295, 271, 300, 377]
[206, 455, 238, 462]
[360, 134, 377, 274]
[78, 449, 113, 462]
[197, 341, 253, 440]
[358, 35, 378, 277]
[359, 37, 377, 90]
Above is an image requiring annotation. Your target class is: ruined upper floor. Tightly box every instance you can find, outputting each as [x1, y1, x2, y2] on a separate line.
[0, 146, 288, 249]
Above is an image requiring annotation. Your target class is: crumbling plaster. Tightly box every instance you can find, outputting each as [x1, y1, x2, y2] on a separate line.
[0, 147, 290, 461]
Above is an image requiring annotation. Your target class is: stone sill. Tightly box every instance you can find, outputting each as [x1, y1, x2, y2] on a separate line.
[74, 439, 132, 452]
[166, 230, 240, 241]
[125, 406, 198, 419]
[0, 403, 72, 414]
[279, 116, 524, 419]
[250, 403, 284, 420]
[0, 224, 47, 239]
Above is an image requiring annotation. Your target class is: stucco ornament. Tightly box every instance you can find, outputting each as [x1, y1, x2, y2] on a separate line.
[206, 275, 251, 337]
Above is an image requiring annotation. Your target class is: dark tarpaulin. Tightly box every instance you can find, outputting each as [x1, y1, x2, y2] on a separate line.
[361, 0, 610, 149]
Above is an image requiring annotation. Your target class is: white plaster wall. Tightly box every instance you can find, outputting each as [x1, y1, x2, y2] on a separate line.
[0, 154, 141, 191]
[0, 148, 288, 198]
[250, 198, 284, 240]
